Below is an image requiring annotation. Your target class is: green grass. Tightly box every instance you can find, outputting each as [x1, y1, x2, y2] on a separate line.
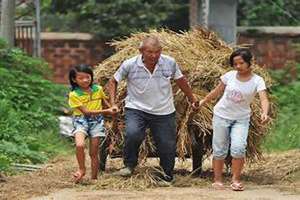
[264, 112, 300, 151]
[263, 74, 300, 151]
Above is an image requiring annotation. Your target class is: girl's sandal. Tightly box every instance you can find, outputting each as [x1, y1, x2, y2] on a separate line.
[230, 182, 245, 191]
[73, 171, 85, 184]
[212, 182, 225, 190]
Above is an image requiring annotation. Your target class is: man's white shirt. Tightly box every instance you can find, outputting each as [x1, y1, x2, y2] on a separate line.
[114, 54, 183, 115]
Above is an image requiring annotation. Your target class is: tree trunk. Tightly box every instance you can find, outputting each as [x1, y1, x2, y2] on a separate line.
[0, 0, 16, 47]
[189, 0, 210, 28]
[189, 0, 199, 27]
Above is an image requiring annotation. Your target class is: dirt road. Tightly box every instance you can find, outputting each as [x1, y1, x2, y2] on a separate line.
[29, 185, 300, 200]
[1, 150, 300, 200]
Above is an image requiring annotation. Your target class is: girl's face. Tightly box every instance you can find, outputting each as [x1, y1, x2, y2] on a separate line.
[233, 55, 251, 74]
[74, 72, 92, 89]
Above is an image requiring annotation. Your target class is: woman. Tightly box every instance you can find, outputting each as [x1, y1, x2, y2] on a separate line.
[199, 48, 269, 191]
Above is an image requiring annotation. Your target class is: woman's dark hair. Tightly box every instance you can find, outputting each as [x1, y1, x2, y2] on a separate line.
[69, 64, 94, 90]
[229, 48, 253, 67]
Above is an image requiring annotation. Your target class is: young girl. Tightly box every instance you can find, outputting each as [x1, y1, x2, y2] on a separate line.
[68, 64, 115, 183]
[199, 48, 269, 191]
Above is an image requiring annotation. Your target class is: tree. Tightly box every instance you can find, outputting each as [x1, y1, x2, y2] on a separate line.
[0, 0, 16, 47]
[41, 0, 300, 40]
[189, 0, 198, 27]
[41, 0, 188, 40]
[238, 0, 300, 26]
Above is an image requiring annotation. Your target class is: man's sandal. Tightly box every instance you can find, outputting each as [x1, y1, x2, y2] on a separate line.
[230, 182, 245, 191]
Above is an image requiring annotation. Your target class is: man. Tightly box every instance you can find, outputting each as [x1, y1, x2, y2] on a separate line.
[108, 36, 198, 183]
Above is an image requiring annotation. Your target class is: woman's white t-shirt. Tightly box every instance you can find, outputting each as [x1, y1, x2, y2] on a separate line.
[213, 70, 266, 120]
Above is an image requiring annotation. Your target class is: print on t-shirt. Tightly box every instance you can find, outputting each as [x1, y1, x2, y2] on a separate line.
[226, 89, 245, 103]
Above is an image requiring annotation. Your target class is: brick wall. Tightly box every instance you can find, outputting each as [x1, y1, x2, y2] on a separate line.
[38, 28, 300, 83]
[237, 27, 300, 69]
[40, 33, 112, 83]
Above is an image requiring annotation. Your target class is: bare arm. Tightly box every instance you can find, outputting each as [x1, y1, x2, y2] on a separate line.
[200, 81, 226, 106]
[107, 78, 118, 106]
[77, 106, 114, 116]
[103, 98, 111, 108]
[258, 90, 269, 123]
[107, 77, 120, 112]
[175, 76, 197, 104]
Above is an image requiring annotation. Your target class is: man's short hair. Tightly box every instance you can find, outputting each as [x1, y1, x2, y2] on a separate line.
[139, 36, 161, 49]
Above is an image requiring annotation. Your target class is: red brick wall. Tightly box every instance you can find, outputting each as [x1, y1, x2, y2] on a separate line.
[40, 33, 112, 84]
[237, 27, 300, 69]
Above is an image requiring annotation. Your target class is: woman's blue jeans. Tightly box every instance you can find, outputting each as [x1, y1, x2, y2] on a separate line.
[212, 115, 250, 159]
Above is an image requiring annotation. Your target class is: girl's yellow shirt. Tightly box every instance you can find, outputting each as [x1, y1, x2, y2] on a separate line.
[68, 84, 107, 116]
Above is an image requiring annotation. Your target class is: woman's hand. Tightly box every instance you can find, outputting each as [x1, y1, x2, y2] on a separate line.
[191, 100, 200, 110]
[261, 113, 269, 124]
[199, 99, 206, 107]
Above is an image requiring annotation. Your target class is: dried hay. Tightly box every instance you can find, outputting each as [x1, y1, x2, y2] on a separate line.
[244, 149, 300, 185]
[94, 28, 276, 163]
[93, 150, 300, 190]
[93, 158, 209, 190]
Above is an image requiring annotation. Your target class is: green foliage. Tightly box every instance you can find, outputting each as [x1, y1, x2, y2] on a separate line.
[0, 38, 8, 49]
[41, 0, 188, 40]
[38, 0, 300, 38]
[0, 44, 71, 171]
[238, 0, 300, 26]
[264, 63, 300, 151]
[0, 154, 11, 171]
[0, 48, 50, 77]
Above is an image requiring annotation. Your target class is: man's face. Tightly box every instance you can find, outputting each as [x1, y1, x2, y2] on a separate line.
[140, 45, 162, 66]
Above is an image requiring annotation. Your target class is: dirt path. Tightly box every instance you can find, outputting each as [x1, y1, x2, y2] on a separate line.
[1, 150, 300, 200]
[29, 186, 300, 200]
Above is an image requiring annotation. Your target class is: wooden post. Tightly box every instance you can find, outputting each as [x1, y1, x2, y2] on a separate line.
[34, 0, 41, 57]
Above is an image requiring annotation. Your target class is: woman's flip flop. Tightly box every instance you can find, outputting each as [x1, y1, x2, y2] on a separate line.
[212, 182, 225, 190]
[230, 182, 245, 191]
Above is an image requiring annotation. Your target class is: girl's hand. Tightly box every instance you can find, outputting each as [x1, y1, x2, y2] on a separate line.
[261, 113, 269, 124]
[104, 108, 114, 116]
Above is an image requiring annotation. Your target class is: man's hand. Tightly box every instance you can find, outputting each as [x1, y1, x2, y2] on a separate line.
[111, 105, 120, 114]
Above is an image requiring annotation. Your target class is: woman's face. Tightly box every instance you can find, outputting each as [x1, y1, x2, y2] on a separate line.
[233, 55, 251, 74]
[74, 72, 92, 89]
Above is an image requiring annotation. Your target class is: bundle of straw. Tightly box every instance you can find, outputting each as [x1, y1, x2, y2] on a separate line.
[95, 28, 276, 162]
